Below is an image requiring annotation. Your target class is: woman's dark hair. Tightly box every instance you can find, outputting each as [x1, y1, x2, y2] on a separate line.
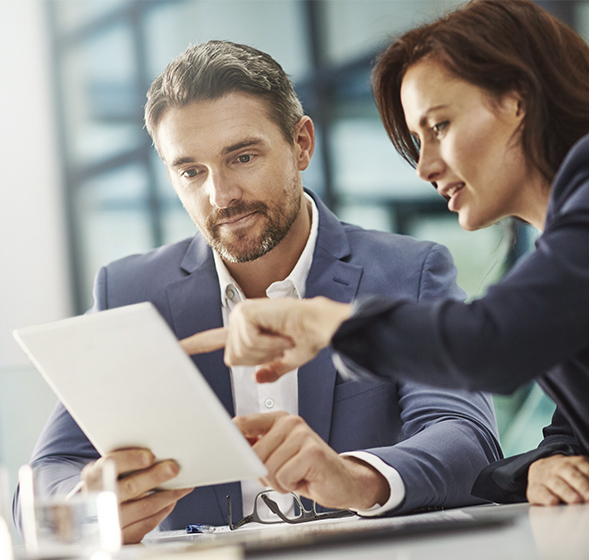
[372, 0, 589, 181]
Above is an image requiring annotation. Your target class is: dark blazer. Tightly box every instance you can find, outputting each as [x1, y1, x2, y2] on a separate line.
[14, 190, 501, 530]
[332, 135, 589, 500]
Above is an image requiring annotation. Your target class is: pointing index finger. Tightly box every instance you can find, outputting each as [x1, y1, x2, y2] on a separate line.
[180, 328, 228, 355]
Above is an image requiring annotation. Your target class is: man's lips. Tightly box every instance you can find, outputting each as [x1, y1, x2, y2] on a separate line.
[216, 211, 258, 227]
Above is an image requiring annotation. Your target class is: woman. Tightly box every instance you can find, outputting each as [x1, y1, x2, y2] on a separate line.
[182, 0, 589, 506]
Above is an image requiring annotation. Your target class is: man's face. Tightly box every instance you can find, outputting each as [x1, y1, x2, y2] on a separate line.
[155, 93, 310, 263]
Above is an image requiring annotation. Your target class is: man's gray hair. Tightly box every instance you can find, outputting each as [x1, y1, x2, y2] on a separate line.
[145, 40, 304, 147]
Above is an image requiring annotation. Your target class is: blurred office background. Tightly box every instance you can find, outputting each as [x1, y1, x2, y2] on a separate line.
[1, 0, 583, 540]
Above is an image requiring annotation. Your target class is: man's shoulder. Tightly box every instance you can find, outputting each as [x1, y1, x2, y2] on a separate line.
[311, 190, 447, 264]
[340, 220, 444, 260]
[103, 235, 205, 276]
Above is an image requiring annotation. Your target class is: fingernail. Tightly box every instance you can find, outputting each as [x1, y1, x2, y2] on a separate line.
[163, 460, 179, 477]
[139, 450, 153, 466]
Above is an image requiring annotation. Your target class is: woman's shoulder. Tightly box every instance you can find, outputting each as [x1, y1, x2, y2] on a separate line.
[550, 133, 589, 212]
[559, 133, 589, 173]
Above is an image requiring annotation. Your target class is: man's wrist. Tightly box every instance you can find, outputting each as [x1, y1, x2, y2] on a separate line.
[342, 455, 391, 511]
[341, 451, 406, 515]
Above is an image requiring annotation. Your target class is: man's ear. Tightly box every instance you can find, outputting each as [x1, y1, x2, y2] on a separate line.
[293, 116, 315, 171]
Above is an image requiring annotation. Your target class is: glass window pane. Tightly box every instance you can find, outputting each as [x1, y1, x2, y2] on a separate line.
[331, 115, 435, 200]
[577, 1, 589, 40]
[408, 216, 511, 299]
[77, 164, 153, 309]
[322, 0, 464, 64]
[162, 205, 198, 246]
[144, 0, 311, 80]
[337, 203, 392, 233]
[52, 0, 128, 34]
[151, 152, 198, 243]
[60, 22, 142, 166]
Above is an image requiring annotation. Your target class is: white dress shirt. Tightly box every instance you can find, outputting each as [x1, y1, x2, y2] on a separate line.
[212, 193, 404, 519]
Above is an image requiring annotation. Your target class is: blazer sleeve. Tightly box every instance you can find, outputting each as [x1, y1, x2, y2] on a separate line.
[331, 175, 589, 395]
[360, 243, 502, 513]
[368, 380, 502, 513]
[472, 407, 583, 503]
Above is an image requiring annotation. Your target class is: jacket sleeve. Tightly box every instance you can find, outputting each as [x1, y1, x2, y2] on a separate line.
[472, 407, 583, 503]
[331, 173, 589, 395]
[369, 380, 503, 513]
[359, 243, 502, 513]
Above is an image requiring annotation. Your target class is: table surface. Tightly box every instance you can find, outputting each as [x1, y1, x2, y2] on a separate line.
[131, 502, 589, 560]
[13, 501, 589, 560]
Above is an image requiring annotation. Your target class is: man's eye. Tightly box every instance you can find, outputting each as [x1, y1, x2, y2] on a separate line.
[182, 169, 198, 178]
[237, 154, 253, 163]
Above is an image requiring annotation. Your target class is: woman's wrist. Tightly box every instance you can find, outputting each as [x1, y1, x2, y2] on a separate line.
[306, 297, 353, 349]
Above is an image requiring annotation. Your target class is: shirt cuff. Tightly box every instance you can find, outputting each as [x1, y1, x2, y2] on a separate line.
[340, 451, 405, 516]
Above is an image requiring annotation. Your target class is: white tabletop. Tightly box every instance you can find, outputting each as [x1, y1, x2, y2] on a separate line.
[131, 502, 589, 560]
[13, 502, 589, 560]
[248, 503, 589, 560]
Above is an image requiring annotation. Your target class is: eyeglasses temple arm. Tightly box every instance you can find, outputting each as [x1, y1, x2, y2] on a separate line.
[260, 493, 292, 523]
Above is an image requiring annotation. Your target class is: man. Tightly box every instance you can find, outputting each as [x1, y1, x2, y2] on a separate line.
[15, 40, 501, 544]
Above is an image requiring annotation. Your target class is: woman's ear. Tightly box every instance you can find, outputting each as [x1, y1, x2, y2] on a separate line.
[495, 89, 526, 130]
[516, 96, 525, 118]
[293, 116, 315, 171]
[505, 89, 526, 119]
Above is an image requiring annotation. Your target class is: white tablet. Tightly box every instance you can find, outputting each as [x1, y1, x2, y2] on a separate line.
[13, 302, 266, 490]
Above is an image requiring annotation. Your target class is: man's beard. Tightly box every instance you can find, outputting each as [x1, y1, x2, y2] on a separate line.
[200, 187, 302, 263]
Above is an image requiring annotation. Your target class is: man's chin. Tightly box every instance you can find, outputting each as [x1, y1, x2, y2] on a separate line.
[213, 240, 270, 264]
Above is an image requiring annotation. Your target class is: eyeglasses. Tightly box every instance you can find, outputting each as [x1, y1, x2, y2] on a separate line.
[227, 491, 354, 530]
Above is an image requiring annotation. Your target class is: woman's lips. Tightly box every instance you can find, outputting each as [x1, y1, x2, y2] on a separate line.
[447, 184, 465, 212]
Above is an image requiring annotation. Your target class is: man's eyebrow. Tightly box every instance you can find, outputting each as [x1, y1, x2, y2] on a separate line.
[168, 138, 265, 168]
[221, 138, 265, 155]
[170, 156, 196, 168]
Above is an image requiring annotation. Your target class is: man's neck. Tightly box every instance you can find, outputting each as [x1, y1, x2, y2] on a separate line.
[223, 197, 313, 299]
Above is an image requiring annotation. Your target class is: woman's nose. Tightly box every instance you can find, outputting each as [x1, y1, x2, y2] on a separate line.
[416, 143, 444, 183]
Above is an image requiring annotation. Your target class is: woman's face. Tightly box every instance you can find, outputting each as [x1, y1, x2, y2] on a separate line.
[400, 59, 543, 231]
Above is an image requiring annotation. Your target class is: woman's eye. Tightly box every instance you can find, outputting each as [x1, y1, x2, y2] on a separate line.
[432, 122, 448, 136]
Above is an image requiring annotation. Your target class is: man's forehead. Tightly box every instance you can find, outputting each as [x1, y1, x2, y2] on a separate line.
[156, 96, 279, 165]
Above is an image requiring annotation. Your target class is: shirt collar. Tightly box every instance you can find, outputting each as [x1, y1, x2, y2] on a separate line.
[213, 192, 319, 307]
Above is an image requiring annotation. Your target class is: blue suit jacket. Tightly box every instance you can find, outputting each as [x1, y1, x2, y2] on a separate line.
[15, 191, 501, 530]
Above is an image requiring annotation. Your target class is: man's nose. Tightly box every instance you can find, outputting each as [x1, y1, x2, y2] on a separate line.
[206, 171, 241, 209]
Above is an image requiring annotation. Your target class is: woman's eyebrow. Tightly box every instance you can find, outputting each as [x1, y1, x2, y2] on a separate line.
[418, 105, 448, 128]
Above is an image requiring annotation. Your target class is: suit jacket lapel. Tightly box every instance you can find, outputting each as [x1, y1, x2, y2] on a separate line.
[165, 236, 243, 519]
[165, 236, 235, 417]
[299, 192, 363, 443]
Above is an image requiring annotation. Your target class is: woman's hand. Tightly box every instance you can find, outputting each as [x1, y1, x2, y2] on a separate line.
[527, 454, 589, 505]
[180, 297, 352, 382]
